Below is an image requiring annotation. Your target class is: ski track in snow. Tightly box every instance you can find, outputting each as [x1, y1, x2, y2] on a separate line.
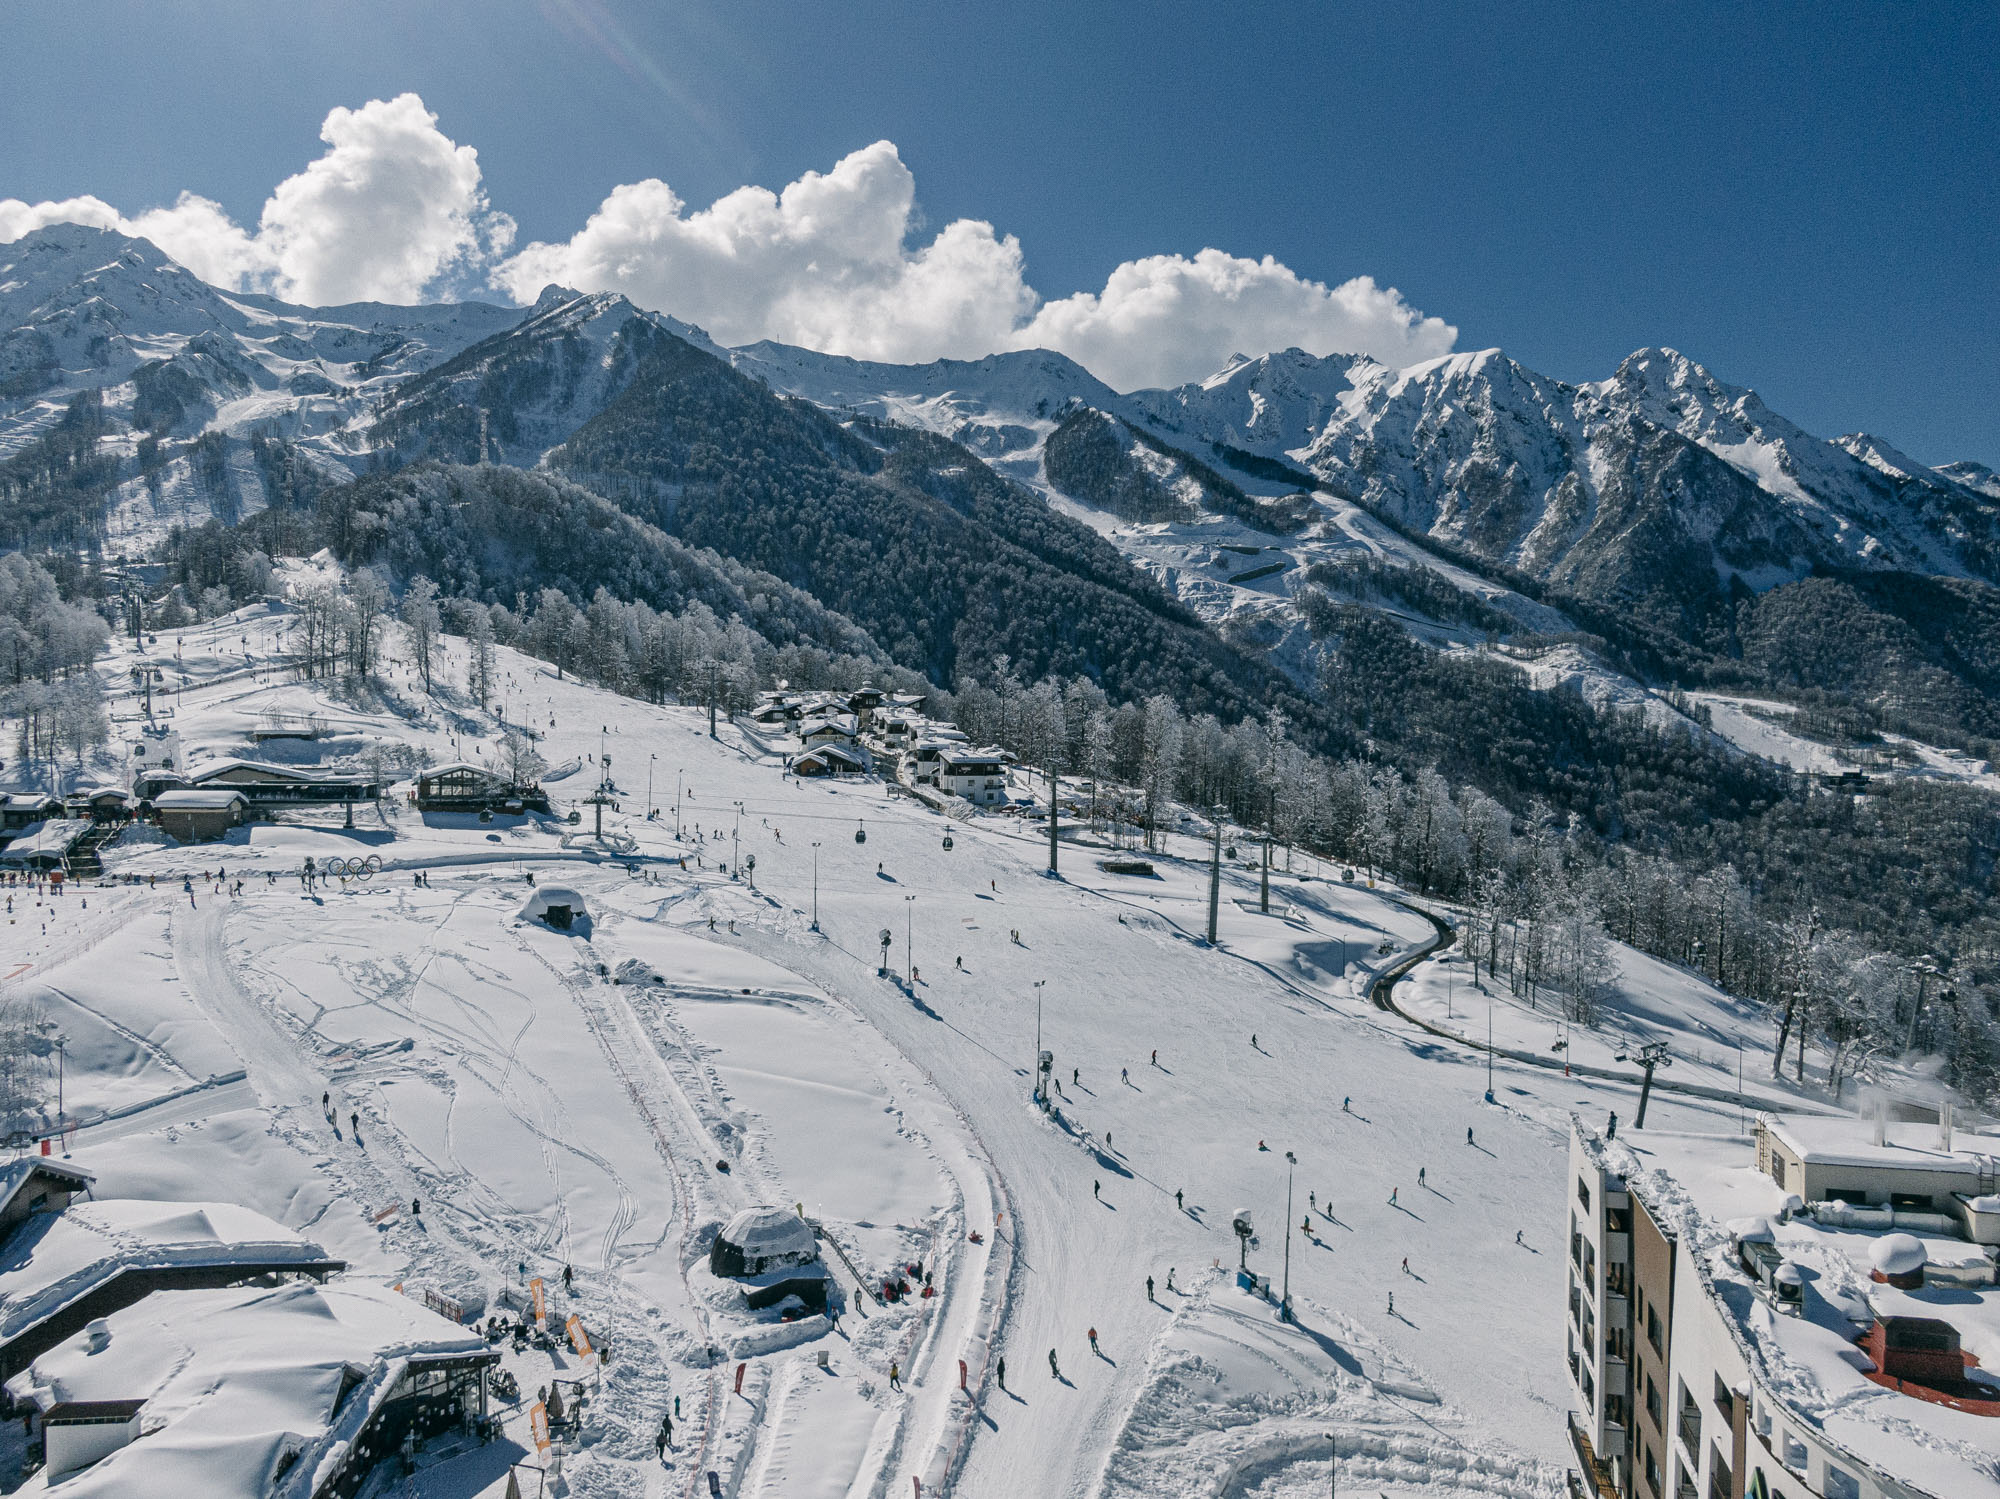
[8, 613, 1838, 1499]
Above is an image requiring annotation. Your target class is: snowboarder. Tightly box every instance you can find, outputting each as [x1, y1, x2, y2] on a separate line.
[1048, 1348, 1060, 1379]
[1146, 1275, 1155, 1301]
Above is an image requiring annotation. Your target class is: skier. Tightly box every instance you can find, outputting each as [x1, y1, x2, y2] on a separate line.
[1308, 1189, 1315, 1209]
[1048, 1348, 1060, 1379]
[350, 1111, 360, 1136]
[1401, 1256, 1409, 1275]
[955, 956, 962, 971]
[1418, 1166, 1426, 1188]
[1146, 1275, 1155, 1301]
[1515, 1229, 1524, 1245]
[888, 1362, 901, 1391]
[1151, 1049, 1158, 1067]
[1342, 1096, 1350, 1112]
[1093, 1179, 1100, 1200]
[321, 1091, 330, 1114]
[1175, 1188, 1184, 1211]
[1251, 1033, 1258, 1049]
[1466, 1126, 1475, 1146]
[1121, 1067, 1128, 1085]
[563, 1264, 573, 1292]
[1088, 1327, 1099, 1355]
[656, 1413, 672, 1458]
[1166, 1268, 1175, 1292]
[1388, 1187, 1398, 1207]
[1387, 1292, 1394, 1316]
[997, 1355, 1007, 1389]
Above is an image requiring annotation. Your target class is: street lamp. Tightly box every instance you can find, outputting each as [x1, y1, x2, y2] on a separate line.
[810, 841, 822, 930]
[1033, 980, 1048, 1103]
[647, 753, 655, 821]
[1207, 805, 1225, 945]
[904, 894, 915, 985]
[732, 801, 743, 879]
[1281, 1149, 1297, 1322]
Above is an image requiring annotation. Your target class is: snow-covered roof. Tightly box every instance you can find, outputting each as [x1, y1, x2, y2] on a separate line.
[186, 759, 317, 784]
[0, 1200, 340, 1351]
[151, 790, 248, 810]
[1764, 1114, 1994, 1176]
[0, 793, 62, 812]
[940, 746, 1012, 769]
[6, 1279, 488, 1499]
[418, 761, 501, 779]
[0, 820, 89, 862]
[1604, 1124, 2000, 1499]
[718, 1207, 817, 1264]
[519, 884, 588, 922]
[796, 745, 868, 770]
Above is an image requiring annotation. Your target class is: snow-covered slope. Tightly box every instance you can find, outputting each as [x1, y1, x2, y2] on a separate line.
[8, 589, 1921, 1499]
[0, 224, 516, 456]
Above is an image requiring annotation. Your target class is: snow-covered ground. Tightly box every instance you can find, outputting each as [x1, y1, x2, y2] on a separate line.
[0, 601, 1910, 1498]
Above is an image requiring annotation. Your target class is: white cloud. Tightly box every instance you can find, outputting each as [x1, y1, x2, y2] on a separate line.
[0, 94, 510, 306]
[493, 141, 1033, 360]
[1013, 250, 1457, 390]
[498, 140, 1453, 386]
[3, 110, 1453, 384]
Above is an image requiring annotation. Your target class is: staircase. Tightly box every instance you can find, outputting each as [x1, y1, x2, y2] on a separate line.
[64, 823, 122, 881]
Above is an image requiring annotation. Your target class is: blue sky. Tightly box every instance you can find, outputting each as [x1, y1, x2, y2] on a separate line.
[4, 0, 1995, 464]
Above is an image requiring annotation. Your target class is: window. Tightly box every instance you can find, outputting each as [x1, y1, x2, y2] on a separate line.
[1780, 1431, 1808, 1474]
[1644, 1446, 1662, 1497]
[1771, 1157, 1786, 1189]
[1709, 1449, 1733, 1499]
[1606, 1393, 1629, 1429]
[1607, 1324, 1629, 1362]
[1607, 1261, 1630, 1297]
[1646, 1373, 1662, 1429]
[1822, 1467, 1859, 1499]
[1713, 1373, 1734, 1418]
[1606, 1205, 1631, 1233]
[1677, 1380, 1701, 1454]
[1647, 1301, 1665, 1356]
[1578, 1175, 1593, 1212]
[1890, 1191, 1933, 1211]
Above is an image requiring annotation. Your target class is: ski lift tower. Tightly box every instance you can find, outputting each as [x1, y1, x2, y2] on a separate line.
[585, 757, 614, 839]
[1616, 1041, 1673, 1129]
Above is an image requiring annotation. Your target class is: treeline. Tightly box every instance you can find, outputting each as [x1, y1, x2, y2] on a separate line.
[0, 553, 111, 775]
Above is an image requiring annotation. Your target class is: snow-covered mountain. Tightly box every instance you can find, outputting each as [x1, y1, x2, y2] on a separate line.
[0, 224, 517, 457]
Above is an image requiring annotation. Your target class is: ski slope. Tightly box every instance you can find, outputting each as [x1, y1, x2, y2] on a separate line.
[0, 602, 1867, 1499]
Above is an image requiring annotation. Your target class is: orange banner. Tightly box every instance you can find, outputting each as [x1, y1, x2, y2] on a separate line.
[530, 1276, 546, 1329]
[529, 1400, 550, 1452]
[566, 1313, 593, 1358]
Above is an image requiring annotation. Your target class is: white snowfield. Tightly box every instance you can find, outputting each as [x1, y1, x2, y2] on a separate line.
[0, 606, 1896, 1499]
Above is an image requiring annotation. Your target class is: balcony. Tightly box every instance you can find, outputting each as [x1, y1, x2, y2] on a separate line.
[1678, 1410, 1701, 1455]
[1567, 1412, 1621, 1499]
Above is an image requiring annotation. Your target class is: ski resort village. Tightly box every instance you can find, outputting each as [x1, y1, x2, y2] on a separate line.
[0, 580, 1989, 1499]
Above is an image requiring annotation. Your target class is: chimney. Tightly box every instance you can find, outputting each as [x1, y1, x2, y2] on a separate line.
[1873, 1096, 1887, 1148]
[1938, 1098, 1954, 1154]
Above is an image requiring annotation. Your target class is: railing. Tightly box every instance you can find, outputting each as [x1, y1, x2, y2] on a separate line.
[1678, 1410, 1701, 1456]
[1567, 1412, 1622, 1499]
